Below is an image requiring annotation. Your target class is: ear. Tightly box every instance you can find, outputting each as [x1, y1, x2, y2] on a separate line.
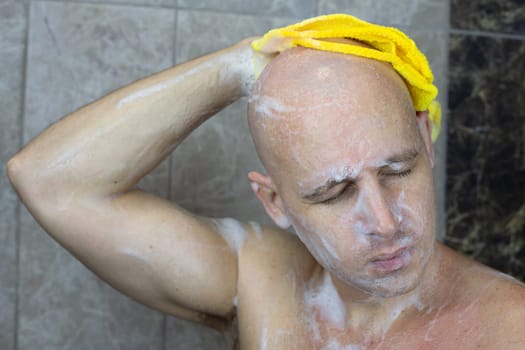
[248, 171, 292, 229]
[415, 110, 435, 168]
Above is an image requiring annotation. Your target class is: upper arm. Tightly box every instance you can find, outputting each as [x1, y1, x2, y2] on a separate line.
[21, 186, 248, 321]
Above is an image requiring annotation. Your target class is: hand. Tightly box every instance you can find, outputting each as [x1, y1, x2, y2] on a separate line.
[234, 37, 277, 96]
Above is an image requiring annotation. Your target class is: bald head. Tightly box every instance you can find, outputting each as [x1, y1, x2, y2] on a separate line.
[247, 43, 420, 182]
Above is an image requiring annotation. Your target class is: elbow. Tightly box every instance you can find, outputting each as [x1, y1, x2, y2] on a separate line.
[6, 155, 24, 190]
[6, 155, 32, 207]
[7, 151, 89, 206]
[6, 154, 64, 226]
[6, 153, 49, 202]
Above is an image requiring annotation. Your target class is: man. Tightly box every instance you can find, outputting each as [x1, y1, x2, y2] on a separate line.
[7, 14, 525, 349]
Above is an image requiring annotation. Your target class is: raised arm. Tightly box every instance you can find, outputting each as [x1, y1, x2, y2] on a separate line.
[7, 39, 263, 324]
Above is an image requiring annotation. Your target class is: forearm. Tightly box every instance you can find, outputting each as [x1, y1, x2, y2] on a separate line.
[8, 40, 255, 201]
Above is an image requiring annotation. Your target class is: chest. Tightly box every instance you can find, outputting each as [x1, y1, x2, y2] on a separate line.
[234, 297, 488, 350]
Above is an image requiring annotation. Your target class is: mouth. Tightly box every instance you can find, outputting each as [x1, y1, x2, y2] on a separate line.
[368, 247, 411, 274]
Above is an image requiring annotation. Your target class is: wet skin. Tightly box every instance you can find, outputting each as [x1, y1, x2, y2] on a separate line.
[248, 47, 437, 300]
[7, 39, 525, 349]
[244, 47, 525, 349]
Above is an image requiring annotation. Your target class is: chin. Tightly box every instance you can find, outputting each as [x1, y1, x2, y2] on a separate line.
[347, 274, 420, 299]
[333, 259, 426, 299]
[360, 242, 435, 298]
[364, 274, 421, 298]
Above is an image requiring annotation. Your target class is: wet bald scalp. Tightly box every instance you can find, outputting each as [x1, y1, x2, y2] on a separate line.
[247, 43, 418, 182]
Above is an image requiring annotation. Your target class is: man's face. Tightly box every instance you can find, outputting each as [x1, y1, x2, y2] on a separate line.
[252, 51, 437, 298]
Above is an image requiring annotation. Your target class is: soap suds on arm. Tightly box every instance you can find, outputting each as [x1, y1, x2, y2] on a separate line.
[205, 217, 248, 254]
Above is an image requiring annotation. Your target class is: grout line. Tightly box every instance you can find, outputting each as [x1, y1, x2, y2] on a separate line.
[13, 185, 21, 350]
[32, 0, 176, 11]
[14, 1, 33, 349]
[309, 0, 317, 17]
[13, 171, 21, 350]
[450, 28, 525, 41]
[437, 0, 451, 242]
[167, 9, 177, 201]
[31, 0, 306, 20]
[172, 7, 177, 75]
[161, 314, 167, 350]
[174, 5, 305, 20]
[163, 9, 177, 349]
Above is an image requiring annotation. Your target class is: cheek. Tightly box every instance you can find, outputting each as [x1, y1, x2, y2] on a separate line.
[290, 212, 333, 252]
[395, 179, 436, 238]
[293, 225, 341, 271]
[290, 207, 370, 267]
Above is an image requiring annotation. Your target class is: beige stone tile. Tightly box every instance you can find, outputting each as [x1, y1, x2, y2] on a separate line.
[175, 10, 296, 63]
[178, 0, 315, 18]
[318, 0, 449, 29]
[20, 2, 176, 348]
[24, 2, 173, 140]
[18, 208, 164, 350]
[171, 10, 293, 224]
[0, 2, 26, 349]
[77, 0, 176, 6]
[170, 98, 272, 224]
[25, 1, 175, 196]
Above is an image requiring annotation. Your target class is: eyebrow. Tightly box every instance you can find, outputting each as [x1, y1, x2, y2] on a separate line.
[381, 148, 420, 167]
[301, 177, 355, 202]
[300, 148, 420, 202]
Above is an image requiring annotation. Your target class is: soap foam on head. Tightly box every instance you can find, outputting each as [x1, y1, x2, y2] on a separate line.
[250, 94, 297, 120]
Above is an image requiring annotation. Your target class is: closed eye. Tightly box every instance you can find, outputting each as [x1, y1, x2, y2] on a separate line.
[319, 183, 356, 204]
[388, 169, 412, 178]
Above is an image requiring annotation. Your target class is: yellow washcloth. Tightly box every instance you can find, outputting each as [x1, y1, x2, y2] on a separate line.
[252, 14, 441, 141]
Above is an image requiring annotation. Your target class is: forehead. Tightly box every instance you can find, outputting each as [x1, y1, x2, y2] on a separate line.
[253, 49, 420, 181]
[285, 106, 420, 191]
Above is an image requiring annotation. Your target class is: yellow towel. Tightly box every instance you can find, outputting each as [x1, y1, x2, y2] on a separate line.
[252, 14, 441, 142]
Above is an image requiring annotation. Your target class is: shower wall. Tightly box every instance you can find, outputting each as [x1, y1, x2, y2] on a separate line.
[1, 1, 448, 349]
[446, 0, 525, 281]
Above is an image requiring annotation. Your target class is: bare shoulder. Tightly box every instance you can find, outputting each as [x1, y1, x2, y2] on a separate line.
[482, 271, 525, 348]
[204, 217, 316, 278]
[241, 223, 315, 273]
[441, 245, 525, 348]
[238, 223, 317, 291]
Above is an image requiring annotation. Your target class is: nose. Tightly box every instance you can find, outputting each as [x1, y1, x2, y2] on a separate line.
[356, 181, 398, 239]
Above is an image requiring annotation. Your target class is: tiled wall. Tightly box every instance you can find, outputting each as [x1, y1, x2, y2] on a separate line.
[0, 1, 448, 349]
[446, 0, 525, 281]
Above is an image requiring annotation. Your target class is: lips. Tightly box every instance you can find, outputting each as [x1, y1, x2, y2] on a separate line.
[369, 247, 410, 274]
[372, 247, 408, 261]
